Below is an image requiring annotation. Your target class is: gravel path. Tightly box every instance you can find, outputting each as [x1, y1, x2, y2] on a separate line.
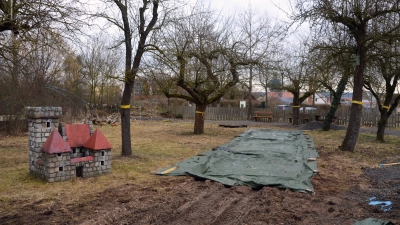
[207, 119, 400, 137]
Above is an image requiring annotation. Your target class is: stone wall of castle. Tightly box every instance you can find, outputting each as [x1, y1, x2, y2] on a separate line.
[25, 107, 62, 177]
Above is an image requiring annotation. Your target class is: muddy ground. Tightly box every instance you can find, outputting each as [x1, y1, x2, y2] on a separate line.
[1, 121, 400, 225]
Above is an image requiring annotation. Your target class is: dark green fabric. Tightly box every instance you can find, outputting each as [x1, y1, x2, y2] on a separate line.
[158, 129, 318, 192]
[353, 218, 394, 225]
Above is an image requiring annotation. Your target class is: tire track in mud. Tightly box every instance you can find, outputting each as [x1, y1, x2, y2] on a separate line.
[165, 184, 257, 225]
[78, 175, 400, 225]
[79, 181, 262, 225]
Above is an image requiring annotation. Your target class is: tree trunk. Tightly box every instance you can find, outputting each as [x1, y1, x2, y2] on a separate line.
[247, 65, 253, 120]
[194, 104, 206, 134]
[120, 81, 134, 156]
[341, 46, 366, 152]
[292, 92, 300, 125]
[323, 75, 348, 131]
[376, 111, 388, 142]
[341, 103, 363, 152]
[115, 0, 159, 156]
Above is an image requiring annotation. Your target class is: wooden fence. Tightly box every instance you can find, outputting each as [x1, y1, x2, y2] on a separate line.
[169, 106, 400, 128]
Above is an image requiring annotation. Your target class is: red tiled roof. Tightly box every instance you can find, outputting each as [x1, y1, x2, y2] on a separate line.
[268, 92, 294, 98]
[70, 156, 94, 163]
[83, 129, 112, 150]
[41, 130, 72, 154]
[65, 124, 91, 147]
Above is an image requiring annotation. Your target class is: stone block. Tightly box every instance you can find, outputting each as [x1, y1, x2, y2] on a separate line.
[48, 178, 55, 182]
[33, 111, 42, 117]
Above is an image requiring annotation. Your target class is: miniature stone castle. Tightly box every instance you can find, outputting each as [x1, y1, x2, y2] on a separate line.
[26, 107, 112, 182]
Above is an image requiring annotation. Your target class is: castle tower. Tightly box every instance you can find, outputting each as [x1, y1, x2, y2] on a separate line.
[25, 107, 62, 177]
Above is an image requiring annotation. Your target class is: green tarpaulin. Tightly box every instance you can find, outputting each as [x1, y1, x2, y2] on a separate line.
[353, 218, 394, 225]
[158, 129, 319, 193]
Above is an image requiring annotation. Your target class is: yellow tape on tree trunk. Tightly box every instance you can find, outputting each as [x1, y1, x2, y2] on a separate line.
[293, 106, 301, 108]
[351, 100, 363, 105]
[382, 105, 390, 109]
[195, 111, 205, 115]
[120, 105, 130, 109]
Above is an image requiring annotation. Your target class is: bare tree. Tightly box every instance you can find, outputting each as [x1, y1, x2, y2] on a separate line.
[79, 35, 120, 107]
[280, 40, 320, 125]
[364, 38, 400, 142]
[291, 0, 400, 152]
[0, 30, 69, 133]
[93, 0, 164, 155]
[0, 0, 86, 133]
[146, 4, 250, 134]
[309, 28, 355, 131]
[61, 50, 86, 105]
[236, 4, 283, 117]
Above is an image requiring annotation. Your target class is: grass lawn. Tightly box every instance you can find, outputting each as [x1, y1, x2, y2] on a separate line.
[1, 120, 400, 217]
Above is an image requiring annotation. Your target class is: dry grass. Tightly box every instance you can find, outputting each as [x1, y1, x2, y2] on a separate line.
[305, 129, 400, 193]
[1, 120, 400, 216]
[0, 120, 248, 215]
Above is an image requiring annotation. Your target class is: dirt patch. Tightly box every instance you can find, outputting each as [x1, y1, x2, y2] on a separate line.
[2, 172, 398, 225]
[1, 121, 400, 225]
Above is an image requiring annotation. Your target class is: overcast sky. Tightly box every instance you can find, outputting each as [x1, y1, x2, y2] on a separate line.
[200, 0, 292, 20]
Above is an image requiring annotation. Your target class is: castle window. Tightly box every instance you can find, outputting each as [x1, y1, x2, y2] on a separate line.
[57, 153, 62, 157]
[46, 121, 51, 127]
[59, 166, 63, 172]
[72, 148, 76, 154]
[101, 151, 105, 156]
[101, 161, 105, 166]
[31, 161, 34, 166]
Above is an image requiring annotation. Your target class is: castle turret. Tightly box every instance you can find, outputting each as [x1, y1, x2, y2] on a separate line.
[25, 107, 62, 177]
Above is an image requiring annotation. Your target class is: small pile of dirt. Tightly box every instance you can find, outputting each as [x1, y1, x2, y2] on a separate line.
[299, 121, 347, 131]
